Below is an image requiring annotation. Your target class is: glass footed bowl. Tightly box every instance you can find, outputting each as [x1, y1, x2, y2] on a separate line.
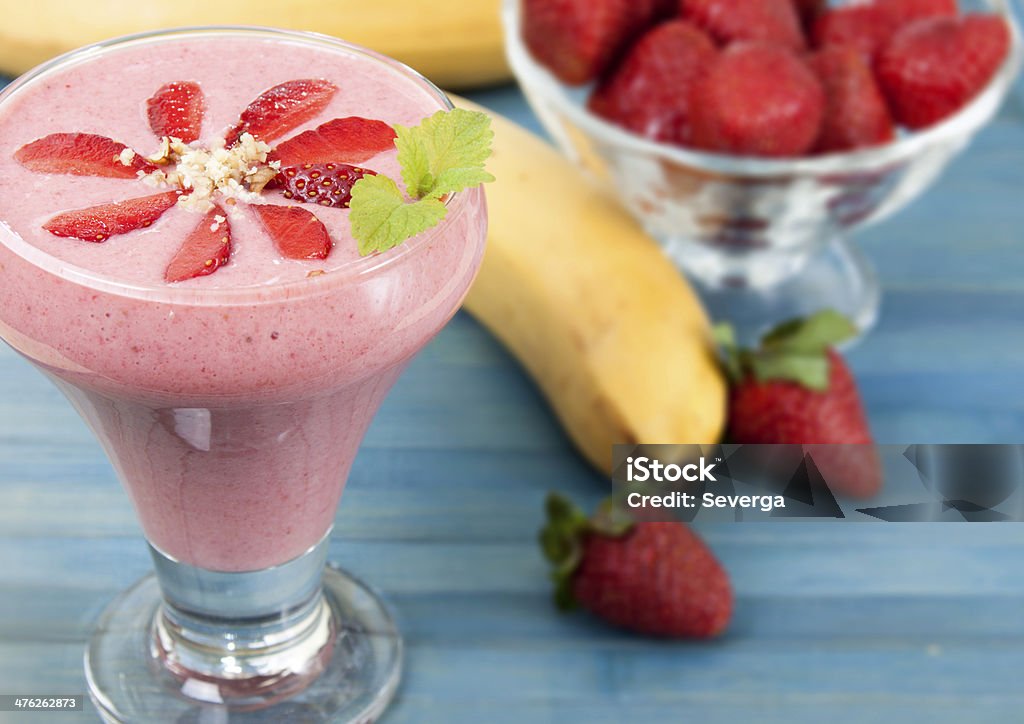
[504, 0, 1023, 343]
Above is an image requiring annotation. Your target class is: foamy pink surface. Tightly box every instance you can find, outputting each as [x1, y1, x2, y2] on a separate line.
[0, 31, 487, 570]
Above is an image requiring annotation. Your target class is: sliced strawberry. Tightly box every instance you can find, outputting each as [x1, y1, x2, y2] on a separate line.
[275, 163, 375, 209]
[164, 208, 231, 282]
[147, 81, 205, 143]
[269, 117, 396, 167]
[252, 204, 332, 260]
[42, 191, 179, 242]
[15, 133, 155, 178]
[225, 79, 338, 146]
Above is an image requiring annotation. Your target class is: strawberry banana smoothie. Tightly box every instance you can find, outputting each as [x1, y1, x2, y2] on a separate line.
[0, 30, 488, 571]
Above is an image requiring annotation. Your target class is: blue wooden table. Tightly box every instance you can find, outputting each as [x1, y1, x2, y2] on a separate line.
[2, 74, 1024, 723]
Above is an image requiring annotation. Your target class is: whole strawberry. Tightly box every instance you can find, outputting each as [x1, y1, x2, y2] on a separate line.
[876, 14, 1011, 129]
[812, 4, 892, 59]
[886, 0, 959, 28]
[541, 493, 732, 638]
[690, 43, 825, 157]
[522, 0, 659, 85]
[812, 0, 957, 60]
[589, 21, 717, 146]
[810, 45, 895, 152]
[680, 0, 806, 50]
[717, 310, 882, 498]
[794, 0, 826, 28]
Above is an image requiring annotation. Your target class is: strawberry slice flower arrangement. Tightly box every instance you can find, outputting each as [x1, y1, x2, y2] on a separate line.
[14, 79, 494, 282]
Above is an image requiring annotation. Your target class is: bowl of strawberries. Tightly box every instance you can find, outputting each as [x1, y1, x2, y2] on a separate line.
[504, 0, 1021, 343]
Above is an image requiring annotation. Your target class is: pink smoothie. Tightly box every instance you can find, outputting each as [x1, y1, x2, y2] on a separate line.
[0, 29, 487, 571]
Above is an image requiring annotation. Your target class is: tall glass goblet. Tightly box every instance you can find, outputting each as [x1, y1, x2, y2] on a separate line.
[0, 27, 487, 722]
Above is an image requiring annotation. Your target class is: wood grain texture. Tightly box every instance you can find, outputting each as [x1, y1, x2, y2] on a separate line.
[1, 76, 1024, 722]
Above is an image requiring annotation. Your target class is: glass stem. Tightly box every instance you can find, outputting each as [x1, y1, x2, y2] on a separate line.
[147, 530, 336, 705]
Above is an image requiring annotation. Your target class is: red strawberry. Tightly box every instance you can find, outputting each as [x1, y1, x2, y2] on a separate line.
[588, 21, 717, 146]
[809, 45, 895, 153]
[812, 5, 892, 59]
[794, 0, 826, 28]
[164, 208, 231, 283]
[680, 0, 806, 51]
[42, 191, 179, 242]
[225, 79, 338, 146]
[147, 81, 205, 143]
[648, 0, 678, 17]
[541, 494, 732, 638]
[252, 204, 332, 260]
[269, 117, 396, 167]
[275, 163, 374, 209]
[15, 133, 154, 178]
[886, 0, 958, 27]
[718, 310, 882, 498]
[876, 15, 1011, 129]
[812, 0, 957, 59]
[522, 0, 660, 85]
[690, 43, 825, 157]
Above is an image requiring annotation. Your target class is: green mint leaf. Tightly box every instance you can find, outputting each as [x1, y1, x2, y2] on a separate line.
[395, 108, 495, 199]
[395, 124, 431, 197]
[349, 174, 447, 256]
[432, 167, 496, 198]
[350, 108, 493, 255]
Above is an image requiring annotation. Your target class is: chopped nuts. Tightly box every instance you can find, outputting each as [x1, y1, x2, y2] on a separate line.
[116, 147, 137, 167]
[141, 133, 277, 214]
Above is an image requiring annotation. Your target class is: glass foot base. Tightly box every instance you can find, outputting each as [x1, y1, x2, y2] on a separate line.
[85, 565, 402, 723]
[692, 235, 881, 348]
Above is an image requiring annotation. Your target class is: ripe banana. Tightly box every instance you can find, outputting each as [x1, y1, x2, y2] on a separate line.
[0, 0, 509, 90]
[456, 97, 727, 475]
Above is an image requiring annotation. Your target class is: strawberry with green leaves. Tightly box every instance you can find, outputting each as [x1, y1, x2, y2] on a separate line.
[717, 310, 882, 498]
[541, 493, 733, 638]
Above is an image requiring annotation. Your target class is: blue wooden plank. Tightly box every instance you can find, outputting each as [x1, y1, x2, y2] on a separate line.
[3, 535, 1024, 599]
[7, 587, 1024, 648]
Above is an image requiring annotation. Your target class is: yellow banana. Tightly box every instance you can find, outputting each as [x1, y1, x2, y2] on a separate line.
[457, 97, 727, 475]
[0, 0, 509, 90]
